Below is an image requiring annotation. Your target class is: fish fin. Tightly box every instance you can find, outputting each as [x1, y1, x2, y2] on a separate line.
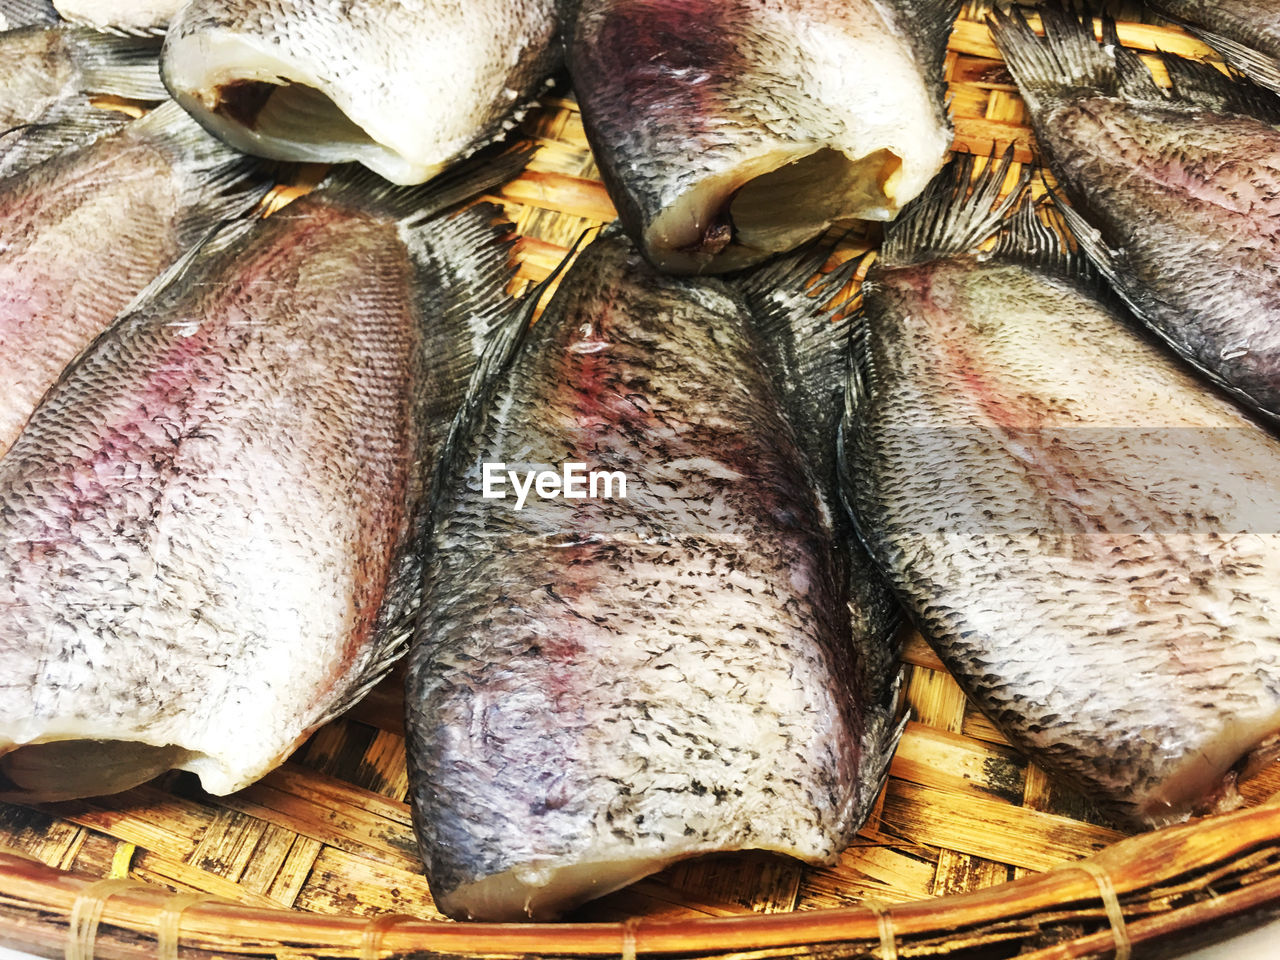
[734, 237, 862, 500]
[1158, 47, 1280, 120]
[67, 28, 166, 100]
[0, 0, 57, 28]
[878, 0, 964, 97]
[425, 231, 585, 537]
[452, 77, 558, 164]
[992, 190, 1149, 319]
[991, 190, 1096, 279]
[313, 144, 534, 226]
[989, 3, 1163, 113]
[320, 206, 525, 720]
[879, 148, 1029, 267]
[835, 337, 908, 834]
[401, 205, 522, 434]
[736, 237, 906, 838]
[851, 695, 908, 837]
[1185, 28, 1280, 96]
[126, 101, 275, 247]
[0, 107, 130, 179]
[1039, 183, 1126, 287]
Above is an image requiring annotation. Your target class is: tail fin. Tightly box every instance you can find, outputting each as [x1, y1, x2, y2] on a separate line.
[1182, 24, 1280, 98]
[128, 100, 275, 247]
[0, 25, 165, 178]
[67, 27, 166, 101]
[989, 3, 1163, 113]
[733, 237, 861, 503]
[1157, 50, 1280, 122]
[0, 107, 130, 181]
[312, 143, 534, 227]
[0, 0, 57, 29]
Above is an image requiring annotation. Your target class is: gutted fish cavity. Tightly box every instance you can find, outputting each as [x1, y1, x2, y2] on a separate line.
[566, 0, 956, 273]
[161, 0, 560, 184]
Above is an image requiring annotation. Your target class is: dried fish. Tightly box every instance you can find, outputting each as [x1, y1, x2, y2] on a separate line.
[843, 154, 1280, 827]
[407, 227, 900, 919]
[564, 0, 957, 273]
[161, 0, 560, 184]
[992, 3, 1280, 421]
[0, 153, 527, 803]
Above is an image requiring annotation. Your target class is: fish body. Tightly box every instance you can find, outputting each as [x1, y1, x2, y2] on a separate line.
[0, 24, 166, 178]
[844, 155, 1280, 827]
[52, 0, 181, 35]
[991, 4, 1280, 421]
[565, 0, 957, 274]
[161, 0, 560, 184]
[0, 158, 524, 803]
[1149, 0, 1280, 94]
[406, 227, 900, 920]
[0, 100, 267, 460]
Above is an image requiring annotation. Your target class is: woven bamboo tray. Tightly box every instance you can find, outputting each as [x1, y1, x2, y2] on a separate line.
[5, 9, 1280, 959]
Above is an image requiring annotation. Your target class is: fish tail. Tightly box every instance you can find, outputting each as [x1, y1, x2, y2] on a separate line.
[313, 143, 534, 228]
[68, 28, 167, 100]
[0, 0, 57, 28]
[0, 107, 131, 177]
[127, 100, 275, 246]
[993, 189, 1096, 279]
[989, 2, 1161, 113]
[879, 148, 1029, 268]
[1181, 24, 1280, 97]
[402, 205, 523, 438]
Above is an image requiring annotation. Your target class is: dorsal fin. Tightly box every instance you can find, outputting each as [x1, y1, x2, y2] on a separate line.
[879, 149, 1029, 267]
[990, 3, 1164, 112]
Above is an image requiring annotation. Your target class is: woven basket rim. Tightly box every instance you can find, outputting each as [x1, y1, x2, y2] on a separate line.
[2, 803, 1280, 959]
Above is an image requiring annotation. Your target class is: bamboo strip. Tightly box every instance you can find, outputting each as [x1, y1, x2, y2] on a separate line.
[0, 805, 1278, 958]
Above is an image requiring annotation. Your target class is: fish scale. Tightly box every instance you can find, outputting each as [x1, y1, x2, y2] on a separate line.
[407, 227, 899, 921]
[0, 154, 526, 805]
[991, 3, 1280, 422]
[843, 155, 1280, 828]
